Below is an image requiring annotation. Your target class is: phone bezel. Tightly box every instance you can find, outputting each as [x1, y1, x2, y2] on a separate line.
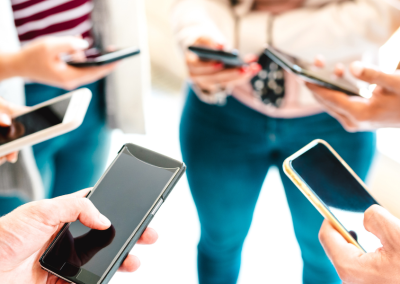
[264, 46, 361, 97]
[283, 139, 378, 252]
[67, 47, 140, 67]
[0, 89, 91, 157]
[188, 46, 245, 67]
[39, 143, 186, 284]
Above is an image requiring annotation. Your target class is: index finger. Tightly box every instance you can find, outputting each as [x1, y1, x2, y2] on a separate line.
[306, 83, 359, 115]
[350, 62, 400, 92]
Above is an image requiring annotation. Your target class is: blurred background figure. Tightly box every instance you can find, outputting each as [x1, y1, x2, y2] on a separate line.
[2, 0, 400, 284]
[171, 0, 399, 283]
[0, 0, 149, 215]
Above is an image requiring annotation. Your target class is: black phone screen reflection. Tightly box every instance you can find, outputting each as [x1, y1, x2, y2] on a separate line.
[0, 97, 71, 146]
[290, 143, 381, 252]
[43, 149, 178, 279]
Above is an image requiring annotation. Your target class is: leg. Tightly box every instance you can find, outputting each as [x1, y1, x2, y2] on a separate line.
[180, 89, 272, 284]
[275, 113, 375, 284]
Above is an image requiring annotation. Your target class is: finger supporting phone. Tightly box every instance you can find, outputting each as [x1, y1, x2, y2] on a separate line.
[188, 46, 245, 68]
[283, 139, 381, 252]
[265, 46, 361, 96]
[40, 143, 186, 284]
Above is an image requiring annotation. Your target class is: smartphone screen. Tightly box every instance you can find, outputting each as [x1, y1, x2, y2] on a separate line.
[0, 97, 71, 146]
[290, 143, 381, 252]
[42, 148, 179, 283]
[188, 46, 244, 67]
[265, 47, 362, 96]
[66, 47, 140, 67]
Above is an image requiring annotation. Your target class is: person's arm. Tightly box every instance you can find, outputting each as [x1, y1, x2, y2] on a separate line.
[172, 0, 260, 102]
[319, 204, 400, 283]
[307, 62, 400, 131]
[0, 189, 158, 283]
[273, 0, 400, 63]
[0, 36, 117, 90]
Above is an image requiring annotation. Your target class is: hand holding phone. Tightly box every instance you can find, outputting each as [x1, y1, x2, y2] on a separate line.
[283, 139, 385, 253]
[264, 46, 366, 97]
[186, 38, 260, 96]
[0, 89, 92, 157]
[0, 189, 157, 284]
[66, 47, 140, 67]
[9, 37, 117, 90]
[40, 143, 186, 284]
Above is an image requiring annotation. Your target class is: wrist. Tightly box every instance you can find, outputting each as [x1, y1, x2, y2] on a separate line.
[0, 51, 25, 80]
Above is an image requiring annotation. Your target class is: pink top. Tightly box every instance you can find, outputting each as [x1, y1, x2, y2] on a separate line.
[231, 72, 324, 118]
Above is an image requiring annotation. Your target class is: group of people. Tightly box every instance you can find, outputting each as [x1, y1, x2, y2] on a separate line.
[1, 0, 400, 283]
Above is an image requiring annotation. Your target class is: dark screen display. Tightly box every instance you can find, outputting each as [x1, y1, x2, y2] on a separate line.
[266, 47, 360, 95]
[0, 97, 71, 145]
[43, 149, 178, 283]
[291, 143, 381, 252]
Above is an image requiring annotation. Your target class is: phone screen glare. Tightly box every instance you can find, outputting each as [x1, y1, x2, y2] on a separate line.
[291, 143, 381, 252]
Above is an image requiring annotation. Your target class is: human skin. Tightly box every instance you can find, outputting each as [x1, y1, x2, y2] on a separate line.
[319, 205, 400, 284]
[0, 189, 158, 284]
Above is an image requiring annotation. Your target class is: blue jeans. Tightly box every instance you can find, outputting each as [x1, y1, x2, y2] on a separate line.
[0, 80, 111, 215]
[180, 88, 376, 284]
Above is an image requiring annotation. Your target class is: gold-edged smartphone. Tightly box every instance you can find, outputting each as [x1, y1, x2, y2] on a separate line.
[283, 139, 381, 252]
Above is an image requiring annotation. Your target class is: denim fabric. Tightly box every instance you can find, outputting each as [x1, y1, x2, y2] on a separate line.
[180, 87, 376, 284]
[0, 80, 111, 215]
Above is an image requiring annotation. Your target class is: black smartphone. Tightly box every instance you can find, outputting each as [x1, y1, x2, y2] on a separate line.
[188, 45, 245, 68]
[265, 46, 361, 96]
[284, 139, 382, 253]
[40, 143, 186, 284]
[66, 47, 140, 67]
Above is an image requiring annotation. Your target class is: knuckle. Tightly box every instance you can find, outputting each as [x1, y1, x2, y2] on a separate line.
[364, 205, 381, 226]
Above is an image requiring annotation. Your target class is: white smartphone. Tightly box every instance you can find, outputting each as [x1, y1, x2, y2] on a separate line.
[0, 88, 92, 157]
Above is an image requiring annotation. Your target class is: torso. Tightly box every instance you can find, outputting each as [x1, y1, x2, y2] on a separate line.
[252, 0, 305, 13]
[10, 0, 93, 45]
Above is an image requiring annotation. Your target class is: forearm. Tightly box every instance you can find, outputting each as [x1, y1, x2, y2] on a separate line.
[0, 52, 24, 81]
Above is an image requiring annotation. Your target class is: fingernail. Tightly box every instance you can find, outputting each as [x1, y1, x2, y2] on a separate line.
[71, 38, 89, 50]
[216, 43, 224, 50]
[99, 214, 111, 227]
[240, 67, 249, 74]
[0, 113, 11, 126]
[254, 64, 262, 72]
[10, 154, 18, 163]
[214, 63, 223, 68]
[350, 61, 364, 76]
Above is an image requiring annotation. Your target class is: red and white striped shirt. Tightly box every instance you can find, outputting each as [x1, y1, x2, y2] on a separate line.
[11, 0, 94, 45]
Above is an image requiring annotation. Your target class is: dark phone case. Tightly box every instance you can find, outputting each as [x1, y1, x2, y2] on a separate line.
[264, 48, 360, 97]
[67, 49, 140, 67]
[188, 46, 244, 68]
[39, 143, 186, 284]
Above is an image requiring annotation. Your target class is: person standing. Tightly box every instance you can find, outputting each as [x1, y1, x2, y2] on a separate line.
[172, 0, 398, 283]
[0, 0, 148, 215]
